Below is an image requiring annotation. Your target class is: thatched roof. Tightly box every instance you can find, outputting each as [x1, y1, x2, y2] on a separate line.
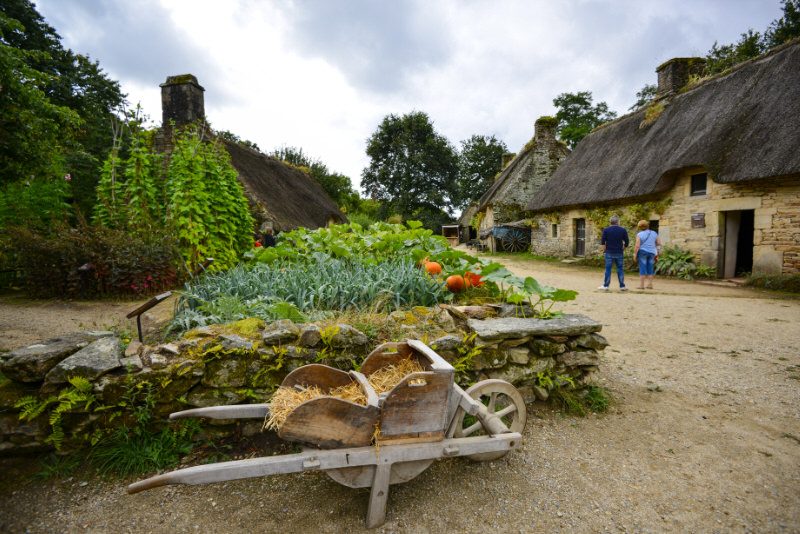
[223, 140, 347, 231]
[528, 39, 800, 212]
[458, 203, 479, 226]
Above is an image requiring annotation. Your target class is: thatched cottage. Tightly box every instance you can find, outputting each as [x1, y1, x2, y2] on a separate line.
[158, 75, 346, 232]
[527, 39, 800, 276]
[474, 117, 569, 252]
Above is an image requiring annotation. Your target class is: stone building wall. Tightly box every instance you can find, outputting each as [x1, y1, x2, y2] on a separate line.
[530, 172, 800, 275]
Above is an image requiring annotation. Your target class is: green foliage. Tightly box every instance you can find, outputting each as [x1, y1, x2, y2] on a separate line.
[639, 101, 666, 128]
[745, 272, 800, 293]
[552, 91, 617, 149]
[766, 1, 800, 46]
[0, 1, 125, 214]
[452, 332, 481, 384]
[16, 376, 96, 449]
[8, 222, 180, 297]
[705, 29, 767, 75]
[217, 129, 261, 152]
[0, 177, 71, 232]
[166, 126, 255, 272]
[629, 84, 658, 111]
[655, 245, 715, 280]
[35, 453, 83, 479]
[454, 134, 508, 210]
[479, 263, 577, 317]
[361, 111, 459, 227]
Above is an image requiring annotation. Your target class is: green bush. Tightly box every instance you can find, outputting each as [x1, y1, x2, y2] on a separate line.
[655, 245, 716, 280]
[8, 223, 181, 298]
[746, 273, 800, 293]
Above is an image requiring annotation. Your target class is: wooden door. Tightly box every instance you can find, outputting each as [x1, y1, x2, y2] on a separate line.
[574, 218, 586, 256]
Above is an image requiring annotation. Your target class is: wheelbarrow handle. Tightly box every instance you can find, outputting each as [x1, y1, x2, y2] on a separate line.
[169, 403, 269, 420]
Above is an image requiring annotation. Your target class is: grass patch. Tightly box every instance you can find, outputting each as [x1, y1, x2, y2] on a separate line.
[551, 385, 612, 416]
[35, 453, 84, 479]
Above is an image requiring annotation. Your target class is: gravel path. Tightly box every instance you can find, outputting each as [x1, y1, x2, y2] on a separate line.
[1, 258, 799, 533]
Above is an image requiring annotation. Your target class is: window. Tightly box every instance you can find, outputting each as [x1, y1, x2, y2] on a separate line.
[551, 224, 558, 238]
[690, 173, 707, 196]
[649, 220, 659, 233]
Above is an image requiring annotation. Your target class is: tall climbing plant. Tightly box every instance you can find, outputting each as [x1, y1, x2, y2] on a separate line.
[166, 127, 254, 272]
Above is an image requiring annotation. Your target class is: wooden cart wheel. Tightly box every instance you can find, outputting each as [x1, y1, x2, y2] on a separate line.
[453, 379, 527, 461]
[500, 228, 530, 253]
[326, 460, 433, 488]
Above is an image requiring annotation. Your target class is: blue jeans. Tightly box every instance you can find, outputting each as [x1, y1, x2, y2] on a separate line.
[604, 253, 625, 288]
[637, 251, 656, 276]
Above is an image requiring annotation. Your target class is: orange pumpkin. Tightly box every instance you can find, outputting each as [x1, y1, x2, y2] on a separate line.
[446, 274, 466, 293]
[425, 261, 442, 275]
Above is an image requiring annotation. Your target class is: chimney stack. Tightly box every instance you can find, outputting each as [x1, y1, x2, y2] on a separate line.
[160, 74, 205, 127]
[534, 116, 558, 141]
[655, 58, 706, 98]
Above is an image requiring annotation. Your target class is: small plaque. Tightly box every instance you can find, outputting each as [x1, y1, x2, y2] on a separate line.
[691, 213, 705, 228]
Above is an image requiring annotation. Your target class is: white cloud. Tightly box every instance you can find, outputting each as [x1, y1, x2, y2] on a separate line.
[35, 0, 781, 191]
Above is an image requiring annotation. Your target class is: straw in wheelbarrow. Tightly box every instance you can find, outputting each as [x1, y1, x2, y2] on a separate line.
[263, 358, 424, 431]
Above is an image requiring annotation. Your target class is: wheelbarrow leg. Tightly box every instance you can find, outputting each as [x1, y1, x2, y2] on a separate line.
[366, 463, 392, 528]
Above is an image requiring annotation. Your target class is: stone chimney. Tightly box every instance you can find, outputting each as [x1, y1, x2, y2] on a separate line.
[655, 57, 706, 97]
[160, 74, 205, 127]
[534, 116, 558, 141]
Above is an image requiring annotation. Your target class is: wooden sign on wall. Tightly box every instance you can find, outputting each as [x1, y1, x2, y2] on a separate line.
[691, 213, 705, 228]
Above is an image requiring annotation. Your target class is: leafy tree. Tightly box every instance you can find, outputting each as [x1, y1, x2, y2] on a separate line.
[705, 29, 767, 74]
[552, 92, 617, 149]
[766, 0, 800, 46]
[629, 84, 658, 111]
[0, 0, 125, 214]
[269, 146, 360, 212]
[455, 135, 507, 210]
[361, 111, 459, 228]
[217, 130, 261, 152]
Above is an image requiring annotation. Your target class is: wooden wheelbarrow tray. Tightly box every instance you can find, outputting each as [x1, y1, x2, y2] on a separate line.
[128, 340, 527, 528]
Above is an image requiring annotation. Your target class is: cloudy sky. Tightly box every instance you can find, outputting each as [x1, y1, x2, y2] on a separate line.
[36, 0, 780, 191]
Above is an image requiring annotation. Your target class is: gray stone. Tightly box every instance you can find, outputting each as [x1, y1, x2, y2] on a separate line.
[159, 343, 181, 355]
[149, 354, 169, 370]
[493, 303, 536, 318]
[529, 338, 567, 358]
[220, 334, 254, 351]
[529, 357, 556, 374]
[433, 307, 457, 331]
[507, 347, 530, 365]
[557, 350, 600, 367]
[44, 337, 123, 385]
[298, 325, 321, 347]
[186, 388, 247, 407]
[432, 335, 462, 352]
[1, 333, 102, 383]
[470, 349, 507, 370]
[124, 341, 143, 358]
[262, 320, 300, 345]
[532, 385, 549, 401]
[575, 333, 610, 351]
[119, 355, 143, 372]
[486, 365, 534, 385]
[474, 338, 500, 349]
[468, 315, 602, 341]
[500, 337, 531, 348]
[328, 324, 368, 348]
[203, 357, 248, 388]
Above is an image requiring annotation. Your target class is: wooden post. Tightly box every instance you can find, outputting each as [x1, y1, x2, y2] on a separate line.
[366, 463, 392, 528]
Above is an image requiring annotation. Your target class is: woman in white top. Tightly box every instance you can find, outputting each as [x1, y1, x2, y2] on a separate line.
[634, 220, 662, 289]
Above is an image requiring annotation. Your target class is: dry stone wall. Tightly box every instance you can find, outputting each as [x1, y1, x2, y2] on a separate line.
[0, 309, 607, 455]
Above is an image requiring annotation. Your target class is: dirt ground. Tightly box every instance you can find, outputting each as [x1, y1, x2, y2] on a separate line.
[1, 258, 799, 533]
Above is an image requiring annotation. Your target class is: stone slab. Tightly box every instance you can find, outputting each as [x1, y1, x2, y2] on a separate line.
[44, 336, 123, 385]
[468, 314, 602, 341]
[1, 332, 112, 383]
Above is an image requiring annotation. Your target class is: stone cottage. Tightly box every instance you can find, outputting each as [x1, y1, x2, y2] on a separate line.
[475, 117, 569, 252]
[527, 39, 800, 276]
[158, 74, 346, 232]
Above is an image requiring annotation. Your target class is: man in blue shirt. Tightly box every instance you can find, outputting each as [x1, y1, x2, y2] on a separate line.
[598, 215, 629, 291]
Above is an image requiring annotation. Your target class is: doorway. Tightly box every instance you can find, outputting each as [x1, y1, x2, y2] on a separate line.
[722, 210, 754, 278]
[574, 218, 586, 256]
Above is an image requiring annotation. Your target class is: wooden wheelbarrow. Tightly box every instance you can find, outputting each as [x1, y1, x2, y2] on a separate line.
[127, 340, 527, 528]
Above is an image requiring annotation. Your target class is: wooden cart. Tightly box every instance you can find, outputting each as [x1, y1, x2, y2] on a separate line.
[127, 340, 527, 528]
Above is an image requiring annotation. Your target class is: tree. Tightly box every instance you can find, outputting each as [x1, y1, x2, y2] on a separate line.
[455, 134, 507, 210]
[361, 111, 459, 228]
[552, 92, 617, 149]
[766, 0, 800, 47]
[705, 29, 767, 75]
[629, 84, 658, 111]
[0, 0, 125, 214]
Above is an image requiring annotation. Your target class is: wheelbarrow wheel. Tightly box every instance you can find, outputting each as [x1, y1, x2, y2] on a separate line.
[453, 379, 527, 461]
